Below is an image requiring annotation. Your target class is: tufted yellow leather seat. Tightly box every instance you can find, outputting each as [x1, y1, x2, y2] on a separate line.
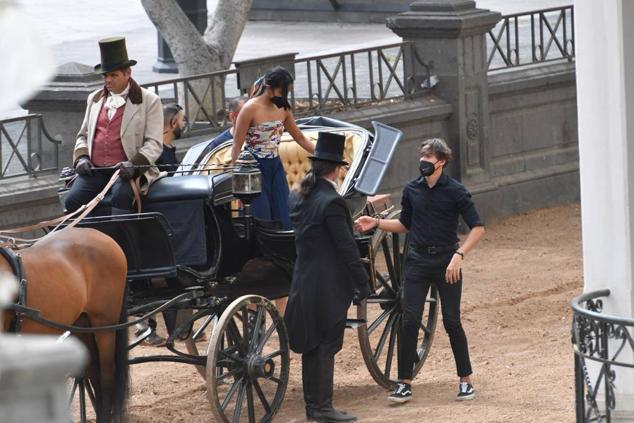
[198, 130, 363, 192]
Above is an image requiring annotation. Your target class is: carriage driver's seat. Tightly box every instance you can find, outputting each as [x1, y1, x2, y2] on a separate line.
[197, 130, 364, 194]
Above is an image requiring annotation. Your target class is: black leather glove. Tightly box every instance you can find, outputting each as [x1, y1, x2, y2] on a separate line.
[116, 160, 137, 180]
[74, 156, 94, 176]
[352, 284, 370, 306]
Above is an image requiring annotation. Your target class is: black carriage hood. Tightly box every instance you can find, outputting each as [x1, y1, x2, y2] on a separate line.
[144, 173, 231, 204]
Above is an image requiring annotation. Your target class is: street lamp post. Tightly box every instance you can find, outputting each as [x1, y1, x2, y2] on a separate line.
[153, 0, 208, 74]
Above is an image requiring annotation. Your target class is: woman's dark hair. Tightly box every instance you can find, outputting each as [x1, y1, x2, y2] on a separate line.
[259, 66, 294, 110]
[299, 160, 339, 198]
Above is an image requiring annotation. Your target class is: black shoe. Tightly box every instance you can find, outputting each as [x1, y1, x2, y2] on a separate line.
[388, 382, 412, 404]
[307, 407, 357, 422]
[143, 332, 167, 347]
[456, 382, 475, 401]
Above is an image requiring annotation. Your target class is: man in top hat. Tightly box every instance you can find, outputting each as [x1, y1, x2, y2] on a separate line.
[285, 132, 369, 422]
[64, 36, 163, 214]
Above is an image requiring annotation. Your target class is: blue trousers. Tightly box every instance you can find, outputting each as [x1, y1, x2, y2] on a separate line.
[64, 171, 135, 214]
[251, 156, 291, 230]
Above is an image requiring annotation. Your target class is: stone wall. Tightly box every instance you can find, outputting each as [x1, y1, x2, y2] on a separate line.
[330, 60, 579, 224]
[478, 61, 579, 221]
[249, 0, 411, 23]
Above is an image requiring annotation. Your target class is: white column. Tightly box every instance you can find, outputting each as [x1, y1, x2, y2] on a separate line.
[576, 0, 634, 419]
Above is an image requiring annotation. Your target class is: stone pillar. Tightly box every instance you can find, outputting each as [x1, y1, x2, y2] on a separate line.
[576, 0, 634, 419]
[0, 272, 86, 422]
[387, 0, 500, 185]
[0, 335, 87, 422]
[23, 62, 102, 168]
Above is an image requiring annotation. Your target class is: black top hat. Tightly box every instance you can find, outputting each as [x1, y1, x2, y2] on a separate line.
[94, 36, 137, 74]
[309, 132, 348, 165]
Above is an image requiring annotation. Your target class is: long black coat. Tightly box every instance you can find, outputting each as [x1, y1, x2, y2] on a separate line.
[284, 178, 368, 353]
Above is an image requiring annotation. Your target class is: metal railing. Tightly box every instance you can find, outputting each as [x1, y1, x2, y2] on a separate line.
[0, 114, 61, 179]
[487, 5, 575, 71]
[571, 289, 634, 422]
[142, 41, 426, 135]
[293, 41, 413, 112]
[143, 68, 239, 136]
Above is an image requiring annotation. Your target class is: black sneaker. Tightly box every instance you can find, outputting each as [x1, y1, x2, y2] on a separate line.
[388, 382, 412, 403]
[456, 382, 475, 401]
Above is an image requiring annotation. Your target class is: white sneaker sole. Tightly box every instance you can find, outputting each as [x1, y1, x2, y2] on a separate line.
[388, 395, 412, 404]
[456, 393, 475, 401]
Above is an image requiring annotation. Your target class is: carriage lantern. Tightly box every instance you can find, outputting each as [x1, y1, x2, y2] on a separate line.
[232, 150, 262, 200]
[232, 150, 262, 240]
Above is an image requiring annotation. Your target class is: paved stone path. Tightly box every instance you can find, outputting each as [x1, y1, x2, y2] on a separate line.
[17, 0, 571, 84]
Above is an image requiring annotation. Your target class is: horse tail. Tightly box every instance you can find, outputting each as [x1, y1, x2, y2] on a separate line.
[112, 289, 129, 421]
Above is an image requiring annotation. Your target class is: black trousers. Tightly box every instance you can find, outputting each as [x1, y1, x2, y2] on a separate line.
[64, 171, 135, 213]
[397, 249, 472, 380]
[302, 320, 346, 412]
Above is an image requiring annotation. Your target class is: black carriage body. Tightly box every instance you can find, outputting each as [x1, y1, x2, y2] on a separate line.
[72, 118, 400, 305]
[59, 118, 426, 422]
[71, 173, 294, 304]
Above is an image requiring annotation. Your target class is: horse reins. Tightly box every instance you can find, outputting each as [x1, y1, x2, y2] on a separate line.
[6, 290, 200, 334]
[0, 169, 122, 249]
[0, 162, 233, 250]
[0, 247, 27, 332]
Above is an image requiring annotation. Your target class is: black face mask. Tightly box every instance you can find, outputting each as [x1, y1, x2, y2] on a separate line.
[419, 160, 438, 177]
[271, 96, 287, 109]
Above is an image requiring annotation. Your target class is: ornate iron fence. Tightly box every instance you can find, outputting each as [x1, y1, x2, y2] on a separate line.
[487, 5, 575, 71]
[571, 289, 634, 422]
[294, 41, 413, 112]
[142, 42, 426, 135]
[0, 114, 61, 179]
[143, 68, 240, 136]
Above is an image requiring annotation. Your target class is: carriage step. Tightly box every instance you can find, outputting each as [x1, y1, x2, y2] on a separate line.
[345, 318, 367, 329]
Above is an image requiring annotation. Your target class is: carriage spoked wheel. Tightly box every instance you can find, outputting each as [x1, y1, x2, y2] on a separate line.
[68, 377, 97, 423]
[207, 295, 290, 423]
[184, 309, 220, 379]
[357, 210, 439, 390]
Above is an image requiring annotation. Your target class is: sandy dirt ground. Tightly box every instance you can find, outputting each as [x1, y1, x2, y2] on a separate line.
[118, 203, 582, 423]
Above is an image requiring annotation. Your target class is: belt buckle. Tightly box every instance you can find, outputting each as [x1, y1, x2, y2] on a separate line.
[427, 246, 437, 255]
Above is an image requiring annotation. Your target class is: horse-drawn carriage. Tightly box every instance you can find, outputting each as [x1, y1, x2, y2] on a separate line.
[11, 117, 439, 422]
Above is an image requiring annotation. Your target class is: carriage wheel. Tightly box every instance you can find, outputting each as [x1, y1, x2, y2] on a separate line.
[357, 210, 439, 390]
[206, 295, 290, 423]
[68, 377, 97, 423]
[184, 310, 220, 379]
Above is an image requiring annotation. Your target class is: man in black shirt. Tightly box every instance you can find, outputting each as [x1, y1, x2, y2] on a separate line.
[356, 138, 485, 403]
[156, 103, 186, 175]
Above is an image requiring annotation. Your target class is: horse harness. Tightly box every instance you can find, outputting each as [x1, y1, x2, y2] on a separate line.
[0, 247, 27, 333]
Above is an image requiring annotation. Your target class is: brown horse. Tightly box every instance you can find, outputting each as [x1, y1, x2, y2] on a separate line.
[1, 227, 129, 423]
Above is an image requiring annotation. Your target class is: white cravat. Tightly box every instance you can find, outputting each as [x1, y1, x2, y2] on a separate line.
[104, 83, 130, 120]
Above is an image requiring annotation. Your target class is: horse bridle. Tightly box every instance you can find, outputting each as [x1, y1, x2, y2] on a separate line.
[0, 247, 27, 333]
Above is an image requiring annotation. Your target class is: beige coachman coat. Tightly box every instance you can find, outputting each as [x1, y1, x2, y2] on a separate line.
[73, 78, 163, 193]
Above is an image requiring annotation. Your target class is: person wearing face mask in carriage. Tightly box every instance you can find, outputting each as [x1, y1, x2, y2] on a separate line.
[355, 138, 486, 404]
[231, 66, 315, 231]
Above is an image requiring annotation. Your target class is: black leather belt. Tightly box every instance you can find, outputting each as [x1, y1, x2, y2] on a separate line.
[410, 243, 459, 255]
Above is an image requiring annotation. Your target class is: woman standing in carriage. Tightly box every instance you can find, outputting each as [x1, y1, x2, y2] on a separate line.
[230, 66, 314, 230]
